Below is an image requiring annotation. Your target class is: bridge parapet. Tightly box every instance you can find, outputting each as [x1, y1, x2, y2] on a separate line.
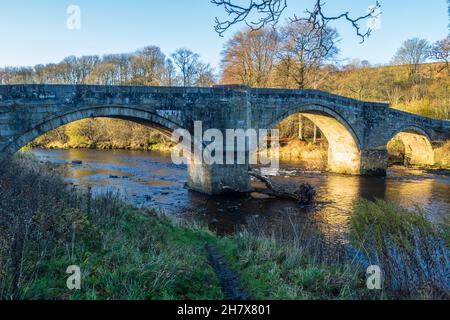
[249, 88, 390, 109]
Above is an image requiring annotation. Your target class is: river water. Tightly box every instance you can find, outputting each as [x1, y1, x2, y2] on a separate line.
[31, 148, 450, 238]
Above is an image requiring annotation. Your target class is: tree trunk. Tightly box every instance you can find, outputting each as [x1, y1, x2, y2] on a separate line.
[298, 114, 304, 140]
[313, 124, 317, 144]
[249, 170, 316, 205]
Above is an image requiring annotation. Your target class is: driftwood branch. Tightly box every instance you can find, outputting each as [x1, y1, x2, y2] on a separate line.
[250, 170, 316, 205]
[220, 169, 316, 206]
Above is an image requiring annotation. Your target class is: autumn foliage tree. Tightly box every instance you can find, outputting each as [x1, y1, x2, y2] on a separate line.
[221, 21, 339, 89]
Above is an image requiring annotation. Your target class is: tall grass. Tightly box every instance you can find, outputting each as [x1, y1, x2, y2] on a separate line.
[216, 202, 449, 300]
[0, 157, 222, 300]
[350, 200, 449, 299]
[435, 141, 450, 169]
[216, 216, 369, 300]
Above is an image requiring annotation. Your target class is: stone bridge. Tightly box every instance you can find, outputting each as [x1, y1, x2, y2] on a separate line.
[0, 84, 449, 194]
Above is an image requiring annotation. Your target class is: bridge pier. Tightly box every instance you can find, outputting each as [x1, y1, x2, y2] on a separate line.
[360, 149, 389, 176]
[187, 163, 250, 195]
[327, 145, 362, 175]
[327, 149, 392, 176]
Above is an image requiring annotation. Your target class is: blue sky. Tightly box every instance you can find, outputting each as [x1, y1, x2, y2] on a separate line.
[0, 0, 448, 69]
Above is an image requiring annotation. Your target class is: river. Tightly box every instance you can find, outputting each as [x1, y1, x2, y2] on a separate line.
[31, 148, 450, 238]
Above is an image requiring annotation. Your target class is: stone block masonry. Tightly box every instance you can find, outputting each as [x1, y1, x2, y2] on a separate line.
[0, 84, 449, 194]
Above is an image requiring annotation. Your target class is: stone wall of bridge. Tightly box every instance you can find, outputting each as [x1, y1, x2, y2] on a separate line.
[0, 85, 251, 194]
[250, 89, 449, 175]
[0, 84, 449, 194]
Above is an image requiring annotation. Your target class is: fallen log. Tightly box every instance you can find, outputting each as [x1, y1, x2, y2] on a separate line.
[219, 170, 317, 206]
[249, 170, 316, 206]
[249, 170, 299, 201]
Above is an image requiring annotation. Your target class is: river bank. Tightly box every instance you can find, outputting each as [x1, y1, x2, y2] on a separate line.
[0, 157, 448, 300]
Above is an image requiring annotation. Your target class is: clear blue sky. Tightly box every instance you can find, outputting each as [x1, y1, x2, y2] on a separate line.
[0, 0, 448, 69]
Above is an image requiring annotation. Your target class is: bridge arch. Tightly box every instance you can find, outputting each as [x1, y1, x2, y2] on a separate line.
[265, 104, 362, 175]
[3, 106, 188, 156]
[387, 125, 435, 166]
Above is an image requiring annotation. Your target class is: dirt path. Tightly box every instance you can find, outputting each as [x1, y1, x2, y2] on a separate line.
[205, 245, 249, 300]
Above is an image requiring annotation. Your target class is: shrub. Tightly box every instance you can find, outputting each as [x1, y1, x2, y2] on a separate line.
[350, 200, 449, 299]
[435, 141, 450, 168]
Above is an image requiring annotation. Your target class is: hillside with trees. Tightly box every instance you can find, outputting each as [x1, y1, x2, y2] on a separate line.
[220, 26, 449, 119]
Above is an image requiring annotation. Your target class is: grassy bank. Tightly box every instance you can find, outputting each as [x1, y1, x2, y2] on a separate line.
[0, 157, 223, 300]
[278, 140, 328, 170]
[0, 157, 448, 300]
[217, 201, 449, 300]
[322, 63, 449, 120]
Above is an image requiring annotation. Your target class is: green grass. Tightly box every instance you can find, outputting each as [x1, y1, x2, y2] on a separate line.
[1, 158, 448, 300]
[15, 208, 224, 300]
[0, 158, 224, 301]
[215, 233, 372, 300]
[212, 200, 449, 300]
[0, 156, 225, 300]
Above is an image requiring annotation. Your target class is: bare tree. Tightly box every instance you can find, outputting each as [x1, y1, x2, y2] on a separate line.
[103, 54, 132, 84]
[131, 46, 166, 85]
[86, 62, 120, 85]
[78, 56, 101, 84]
[430, 37, 450, 75]
[60, 56, 81, 84]
[393, 38, 430, 80]
[0, 67, 14, 84]
[162, 58, 178, 86]
[221, 27, 279, 87]
[211, 0, 381, 46]
[171, 49, 200, 86]
[195, 62, 216, 87]
[277, 20, 339, 89]
[7, 67, 34, 84]
[212, 0, 287, 35]
[344, 58, 371, 71]
[0, 45, 214, 88]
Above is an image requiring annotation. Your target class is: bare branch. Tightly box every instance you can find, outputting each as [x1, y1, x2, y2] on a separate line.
[297, 1, 382, 44]
[212, 0, 382, 44]
[211, 0, 288, 36]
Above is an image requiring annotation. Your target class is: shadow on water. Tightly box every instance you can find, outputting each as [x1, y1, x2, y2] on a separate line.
[32, 149, 450, 239]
